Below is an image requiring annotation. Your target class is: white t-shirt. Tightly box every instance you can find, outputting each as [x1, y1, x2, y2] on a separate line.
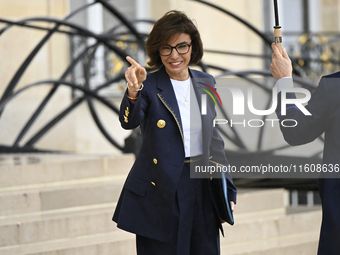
[170, 77, 203, 157]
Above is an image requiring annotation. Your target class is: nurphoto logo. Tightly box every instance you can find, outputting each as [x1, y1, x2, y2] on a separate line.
[198, 82, 312, 128]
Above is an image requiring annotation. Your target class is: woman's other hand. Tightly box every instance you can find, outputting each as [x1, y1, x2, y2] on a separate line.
[230, 201, 235, 213]
[221, 201, 235, 223]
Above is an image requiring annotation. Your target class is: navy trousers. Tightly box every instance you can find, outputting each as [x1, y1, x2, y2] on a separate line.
[136, 162, 220, 255]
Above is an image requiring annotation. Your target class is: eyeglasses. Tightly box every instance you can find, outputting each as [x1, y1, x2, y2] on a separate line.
[159, 43, 192, 56]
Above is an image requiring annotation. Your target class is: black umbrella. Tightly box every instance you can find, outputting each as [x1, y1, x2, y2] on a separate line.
[273, 0, 283, 54]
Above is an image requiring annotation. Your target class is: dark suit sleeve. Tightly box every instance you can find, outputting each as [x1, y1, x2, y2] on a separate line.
[276, 77, 330, 146]
[119, 88, 148, 130]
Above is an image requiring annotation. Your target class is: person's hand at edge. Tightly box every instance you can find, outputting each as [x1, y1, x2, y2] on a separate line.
[270, 43, 293, 80]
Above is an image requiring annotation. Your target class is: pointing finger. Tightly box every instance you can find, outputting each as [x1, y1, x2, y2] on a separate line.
[126, 56, 141, 68]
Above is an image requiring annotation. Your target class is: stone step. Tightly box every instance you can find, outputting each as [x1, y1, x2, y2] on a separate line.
[222, 210, 321, 246]
[221, 232, 319, 255]
[0, 153, 134, 188]
[0, 200, 321, 248]
[0, 223, 318, 255]
[1, 220, 318, 255]
[0, 186, 287, 221]
[0, 230, 136, 255]
[0, 171, 288, 218]
[0, 175, 126, 216]
[0, 203, 118, 247]
[237, 188, 289, 213]
[232, 188, 289, 223]
[234, 241, 319, 255]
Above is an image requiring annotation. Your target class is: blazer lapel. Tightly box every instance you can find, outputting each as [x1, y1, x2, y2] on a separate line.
[190, 69, 214, 156]
[190, 69, 203, 112]
[156, 67, 185, 146]
[155, 67, 215, 156]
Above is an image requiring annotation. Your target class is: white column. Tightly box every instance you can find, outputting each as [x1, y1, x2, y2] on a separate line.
[307, 191, 314, 207]
[136, 0, 150, 64]
[136, 0, 150, 34]
[309, 0, 321, 32]
[291, 190, 299, 207]
[86, 0, 105, 87]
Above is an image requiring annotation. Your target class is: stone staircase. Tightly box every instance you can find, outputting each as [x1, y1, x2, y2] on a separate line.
[0, 154, 322, 254]
[0, 153, 136, 255]
[221, 189, 321, 255]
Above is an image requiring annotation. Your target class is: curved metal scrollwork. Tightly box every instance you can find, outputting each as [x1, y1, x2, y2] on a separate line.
[0, 0, 150, 152]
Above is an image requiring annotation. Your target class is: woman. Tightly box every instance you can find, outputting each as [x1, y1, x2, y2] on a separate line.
[113, 10, 237, 255]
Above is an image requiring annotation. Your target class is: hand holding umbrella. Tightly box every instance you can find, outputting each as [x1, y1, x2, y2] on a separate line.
[273, 0, 283, 55]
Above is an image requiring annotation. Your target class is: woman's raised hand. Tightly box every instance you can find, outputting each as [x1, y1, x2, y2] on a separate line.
[125, 56, 147, 97]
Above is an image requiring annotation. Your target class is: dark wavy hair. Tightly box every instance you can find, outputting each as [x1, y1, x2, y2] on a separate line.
[145, 10, 203, 68]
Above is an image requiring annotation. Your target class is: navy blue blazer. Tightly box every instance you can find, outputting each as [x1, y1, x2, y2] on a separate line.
[113, 66, 237, 243]
[276, 72, 340, 254]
